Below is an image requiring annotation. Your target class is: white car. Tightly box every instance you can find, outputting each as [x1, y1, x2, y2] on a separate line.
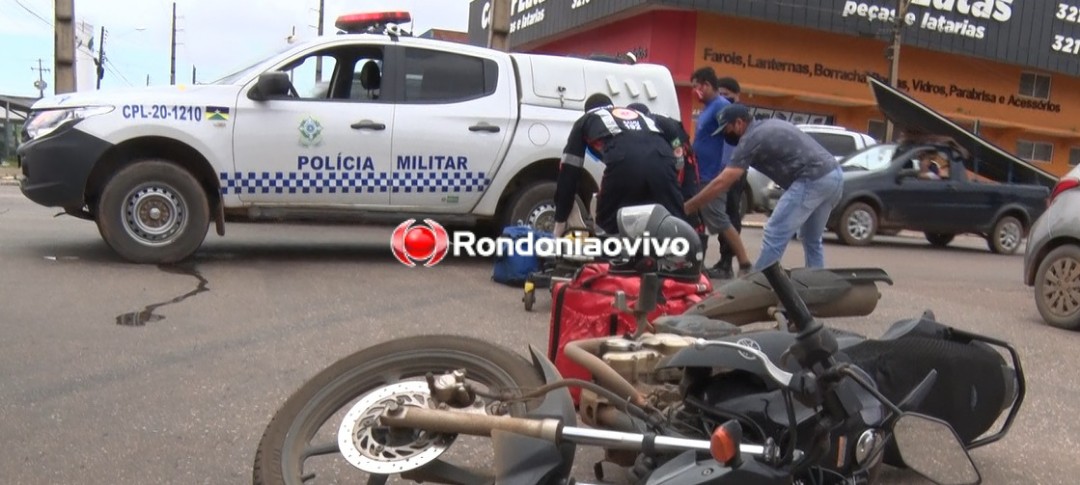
[15, 12, 680, 264]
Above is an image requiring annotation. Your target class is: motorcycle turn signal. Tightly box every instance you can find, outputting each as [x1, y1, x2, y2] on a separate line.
[710, 420, 743, 467]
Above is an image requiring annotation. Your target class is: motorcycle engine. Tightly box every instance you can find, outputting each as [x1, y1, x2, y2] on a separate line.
[579, 333, 694, 432]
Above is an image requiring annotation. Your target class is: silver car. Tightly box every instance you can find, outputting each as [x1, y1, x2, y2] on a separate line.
[1023, 163, 1080, 330]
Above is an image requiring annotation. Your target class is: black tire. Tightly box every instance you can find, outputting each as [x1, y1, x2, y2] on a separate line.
[1034, 245, 1080, 330]
[837, 202, 877, 246]
[925, 232, 955, 247]
[503, 181, 587, 233]
[988, 215, 1023, 255]
[253, 335, 544, 485]
[95, 160, 209, 264]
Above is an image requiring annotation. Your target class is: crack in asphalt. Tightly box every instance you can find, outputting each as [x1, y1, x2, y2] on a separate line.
[115, 261, 210, 326]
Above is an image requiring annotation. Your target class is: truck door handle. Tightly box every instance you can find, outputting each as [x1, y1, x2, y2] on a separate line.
[351, 121, 386, 130]
[469, 124, 500, 133]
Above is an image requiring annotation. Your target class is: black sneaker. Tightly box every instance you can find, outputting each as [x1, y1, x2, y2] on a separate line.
[706, 267, 734, 280]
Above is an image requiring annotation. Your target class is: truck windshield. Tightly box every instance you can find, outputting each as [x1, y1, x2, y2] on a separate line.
[841, 144, 897, 172]
[209, 44, 300, 85]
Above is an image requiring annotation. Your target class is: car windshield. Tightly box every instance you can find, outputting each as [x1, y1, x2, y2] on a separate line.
[209, 44, 302, 85]
[840, 144, 897, 172]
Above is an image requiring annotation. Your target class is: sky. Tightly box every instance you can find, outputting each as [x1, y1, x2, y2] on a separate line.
[0, 0, 472, 98]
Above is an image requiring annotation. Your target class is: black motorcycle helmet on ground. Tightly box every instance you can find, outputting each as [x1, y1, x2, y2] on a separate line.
[611, 204, 704, 280]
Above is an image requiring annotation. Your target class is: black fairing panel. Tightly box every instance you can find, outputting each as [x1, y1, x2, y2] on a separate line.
[658, 329, 865, 378]
[644, 451, 790, 485]
[492, 345, 576, 485]
[659, 331, 801, 377]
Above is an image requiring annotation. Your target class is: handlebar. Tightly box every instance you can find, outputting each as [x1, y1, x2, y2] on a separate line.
[761, 263, 839, 372]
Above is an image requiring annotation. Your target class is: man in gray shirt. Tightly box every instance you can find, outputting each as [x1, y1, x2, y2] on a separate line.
[684, 104, 843, 271]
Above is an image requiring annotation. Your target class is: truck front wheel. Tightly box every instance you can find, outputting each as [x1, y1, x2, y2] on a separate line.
[503, 181, 586, 233]
[95, 160, 210, 264]
[837, 202, 877, 246]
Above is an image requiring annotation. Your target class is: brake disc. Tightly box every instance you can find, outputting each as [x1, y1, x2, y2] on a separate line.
[337, 381, 456, 474]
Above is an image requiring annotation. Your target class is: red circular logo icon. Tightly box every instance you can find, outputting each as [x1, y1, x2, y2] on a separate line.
[391, 219, 449, 267]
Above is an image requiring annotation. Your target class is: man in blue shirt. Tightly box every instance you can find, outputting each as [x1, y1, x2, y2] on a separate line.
[690, 67, 752, 279]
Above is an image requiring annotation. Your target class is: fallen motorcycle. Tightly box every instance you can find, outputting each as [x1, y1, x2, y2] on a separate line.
[252, 262, 1021, 484]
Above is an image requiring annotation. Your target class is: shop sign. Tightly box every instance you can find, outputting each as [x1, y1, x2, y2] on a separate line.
[701, 46, 1063, 114]
[840, 0, 1013, 40]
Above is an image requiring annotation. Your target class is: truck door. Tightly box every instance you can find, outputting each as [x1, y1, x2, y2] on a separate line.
[231, 43, 393, 206]
[890, 159, 968, 232]
[387, 45, 513, 211]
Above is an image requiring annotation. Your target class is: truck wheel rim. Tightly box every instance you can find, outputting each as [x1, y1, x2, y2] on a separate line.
[528, 203, 555, 233]
[998, 222, 1021, 252]
[123, 185, 186, 246]
[847, 210, 872, 240]
[1044, 257, 1080, 318]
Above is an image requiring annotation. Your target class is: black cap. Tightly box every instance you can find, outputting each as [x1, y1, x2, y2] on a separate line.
[627, 102, 650, 114]
[712, 103, 751, 136]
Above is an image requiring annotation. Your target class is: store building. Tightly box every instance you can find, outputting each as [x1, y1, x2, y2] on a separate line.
[468, 1, 1080, 176]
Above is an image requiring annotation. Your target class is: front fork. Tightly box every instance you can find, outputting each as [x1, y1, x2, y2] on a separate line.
[388, 346, 787, 485]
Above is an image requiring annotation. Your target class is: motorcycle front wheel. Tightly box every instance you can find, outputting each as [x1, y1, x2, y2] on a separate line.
[253, 335, 545, 485]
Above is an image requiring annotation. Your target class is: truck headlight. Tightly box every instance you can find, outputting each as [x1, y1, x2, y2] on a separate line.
[24, 106, 114, 140]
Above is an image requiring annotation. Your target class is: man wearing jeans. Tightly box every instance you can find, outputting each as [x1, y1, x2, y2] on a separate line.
[684, 104, 843, 271]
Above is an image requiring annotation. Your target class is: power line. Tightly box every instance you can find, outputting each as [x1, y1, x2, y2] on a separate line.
[11, 0, 52, 27]
[103, 58, 133, 87]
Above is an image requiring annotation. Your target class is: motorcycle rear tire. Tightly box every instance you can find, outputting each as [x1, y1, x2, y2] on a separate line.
[253, 335, 544, 485]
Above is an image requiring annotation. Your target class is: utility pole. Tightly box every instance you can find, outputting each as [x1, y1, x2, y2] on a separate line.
[32, 59, 51, 98]
[191, 65, 196, 84]
[315, 0, 325, 82]
[884, 0, 911, 143]
[170, 2, 177, 85]
[4, 100, 11, 162]
[487, 0, 510, 51]
[96, 26, 107, 89]
[54, 0, 76, 93]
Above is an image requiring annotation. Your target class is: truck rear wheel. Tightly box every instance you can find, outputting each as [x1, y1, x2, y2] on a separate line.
[988, 216, 1022, 255]
[503, 181, 587, 233]
[95, 160, 210, 264]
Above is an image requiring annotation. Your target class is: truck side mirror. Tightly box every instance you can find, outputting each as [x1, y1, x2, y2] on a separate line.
[248, 72, 293, 101]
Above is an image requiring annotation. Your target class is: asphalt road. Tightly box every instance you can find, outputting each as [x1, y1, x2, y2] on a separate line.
[1, 184, 1077, 484]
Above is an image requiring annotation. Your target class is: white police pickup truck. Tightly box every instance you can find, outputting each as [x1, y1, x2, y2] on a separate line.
[17, 12, 679, 264]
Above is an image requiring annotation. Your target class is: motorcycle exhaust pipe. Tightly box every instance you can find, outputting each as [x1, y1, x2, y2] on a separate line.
[564, 337, 647, 407]
[379, 405, 767, 456]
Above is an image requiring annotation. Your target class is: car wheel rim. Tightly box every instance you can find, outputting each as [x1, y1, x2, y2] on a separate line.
[123, 184, 187, 246]
[847, 210, 872, 240]
[1044, 257, 1080, 318]
[998, 222, 1021, 251]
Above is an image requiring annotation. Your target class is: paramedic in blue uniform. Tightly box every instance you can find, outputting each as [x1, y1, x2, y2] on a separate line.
[553, 94, 686, 237]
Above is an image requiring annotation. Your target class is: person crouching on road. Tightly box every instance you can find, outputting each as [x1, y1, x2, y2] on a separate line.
[553, 94, 686, 238]
[626, 102, 705, 235]
[684, 104, 843, 271]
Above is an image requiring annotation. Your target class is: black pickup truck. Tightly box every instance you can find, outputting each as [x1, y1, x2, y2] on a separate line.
[825, 78, 1055, 254]
[829, 143, 1049, 253]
